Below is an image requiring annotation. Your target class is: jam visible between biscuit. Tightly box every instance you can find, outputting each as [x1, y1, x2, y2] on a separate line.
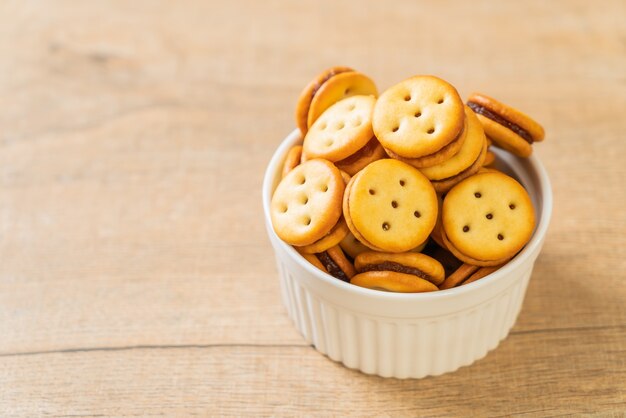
[467, 101, 534, 144]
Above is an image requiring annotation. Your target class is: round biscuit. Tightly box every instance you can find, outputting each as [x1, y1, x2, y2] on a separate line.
[440, 227, 512, 267]
[439, 264, 479, 290]
[354, 251, 445, 285]
[430, 138, 488, 194]
[462, 264, 503, 286]
[335, 138, 386, 176]
[271, 159, 344, 246]
[419, 106, 486, 181]
[326, 245, 357, 279]
[385, 117, 467, 168]
[294, 66, 354, 135]
[476, 114, 533, 158]
[296, 249, 328, 273]
[297, 217, 349, 254]
[307, 71, 378, 128]
[442, 171, 535, 262]
[344, 159, 438, 253]
[351, 271, 438, 293]
[483, 149, 496, 167]
[373, 75, 465, 158]
[339, 231, 371, 259]
[281, 145, 303, 178]
[467, 92, 545, 142]
[304, 95, 376, 162]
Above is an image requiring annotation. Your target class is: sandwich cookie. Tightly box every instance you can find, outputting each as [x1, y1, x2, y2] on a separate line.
[303, 95, 376, 163]
[373, 75, 465, 159]
[271, 159, 344, 246]
[483, 150, 496, 167]
[467, 92, 545, 158]
[297, 217, 349, 254]
[354, 251, 445, 286]
[351, 271, 438, 292]
[385, 117, 467, 168]
[419, 106, 488, 193]
[439, 263, 504, 290]
[339, 231, 371, 259]
[295, 67, 378, 135]
[335, 137, 386, 176]
[429, 194, 445, 248]
[441, 171, 535, 266]
[298, 245, 356, 282]
[343, 159, 438, 253]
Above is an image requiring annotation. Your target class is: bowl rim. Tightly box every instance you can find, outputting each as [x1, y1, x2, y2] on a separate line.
[263, 129, 552, 301]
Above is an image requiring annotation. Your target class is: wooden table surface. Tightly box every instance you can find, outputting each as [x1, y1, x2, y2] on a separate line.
[1, 1, 624, 416]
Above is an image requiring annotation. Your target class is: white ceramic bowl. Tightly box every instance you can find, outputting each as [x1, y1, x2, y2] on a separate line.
[263, 129, 552, 378]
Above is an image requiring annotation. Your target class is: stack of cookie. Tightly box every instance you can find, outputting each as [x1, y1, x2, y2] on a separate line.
[271, 67, 545, 292]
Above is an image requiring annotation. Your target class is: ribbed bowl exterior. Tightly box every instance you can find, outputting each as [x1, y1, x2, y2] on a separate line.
[275, 253, 531, 378]
[263, 130, 552, 379]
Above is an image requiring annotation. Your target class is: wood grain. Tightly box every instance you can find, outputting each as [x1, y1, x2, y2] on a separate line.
[0, 0, 624, 416]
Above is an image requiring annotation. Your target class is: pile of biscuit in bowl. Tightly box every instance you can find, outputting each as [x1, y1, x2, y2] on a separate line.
[271, 67, 545, 292]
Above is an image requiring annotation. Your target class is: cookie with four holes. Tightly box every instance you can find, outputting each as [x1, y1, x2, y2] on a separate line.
[295, 67, 378, 135]
[467, 92, 545, 158]
[419, 106, 488, 193]
[271, 159, 344, 246]
[303, 95, 376, 163]
[442, 171, 535, 266]
[373, 75, 465, 158]
[343, 159, 438, 253]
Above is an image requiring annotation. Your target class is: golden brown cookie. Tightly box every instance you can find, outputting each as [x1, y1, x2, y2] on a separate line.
[339, 169, 351, 185]
[385, 117, 467, 168]
[440, 227, 512, 267]
[355, 251, 445, 286]
[463, 264, 503, 286]
[297, 217, 349, 254]
[297, 248, 327, 272]
[307, 72, 378, 129]
[351, 271, 438, 293]
[439, 263, 478, 290]
[430, 140, 488, 194]
[442, 171, 535, 265]
[271, 159, 344, 246]
[303, 95, 376, 162]
[439, 263, 503, 289]
[281, 145, 303, 178]
[335, 137, 386, 176]
[430, 194, 446, 248]
[315, 245, 356, 282]
[298, 245, 356, 282]
[483, 149, 496, 167]
[373, 75, 465, 158]
[421, 106, 488, 193]
[467, 92, 545, 158]
[339, 231, 371, 259]
[409, 239, 428, 253]
[343, 159, 438, 252]
[295, 66, 354, 135]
